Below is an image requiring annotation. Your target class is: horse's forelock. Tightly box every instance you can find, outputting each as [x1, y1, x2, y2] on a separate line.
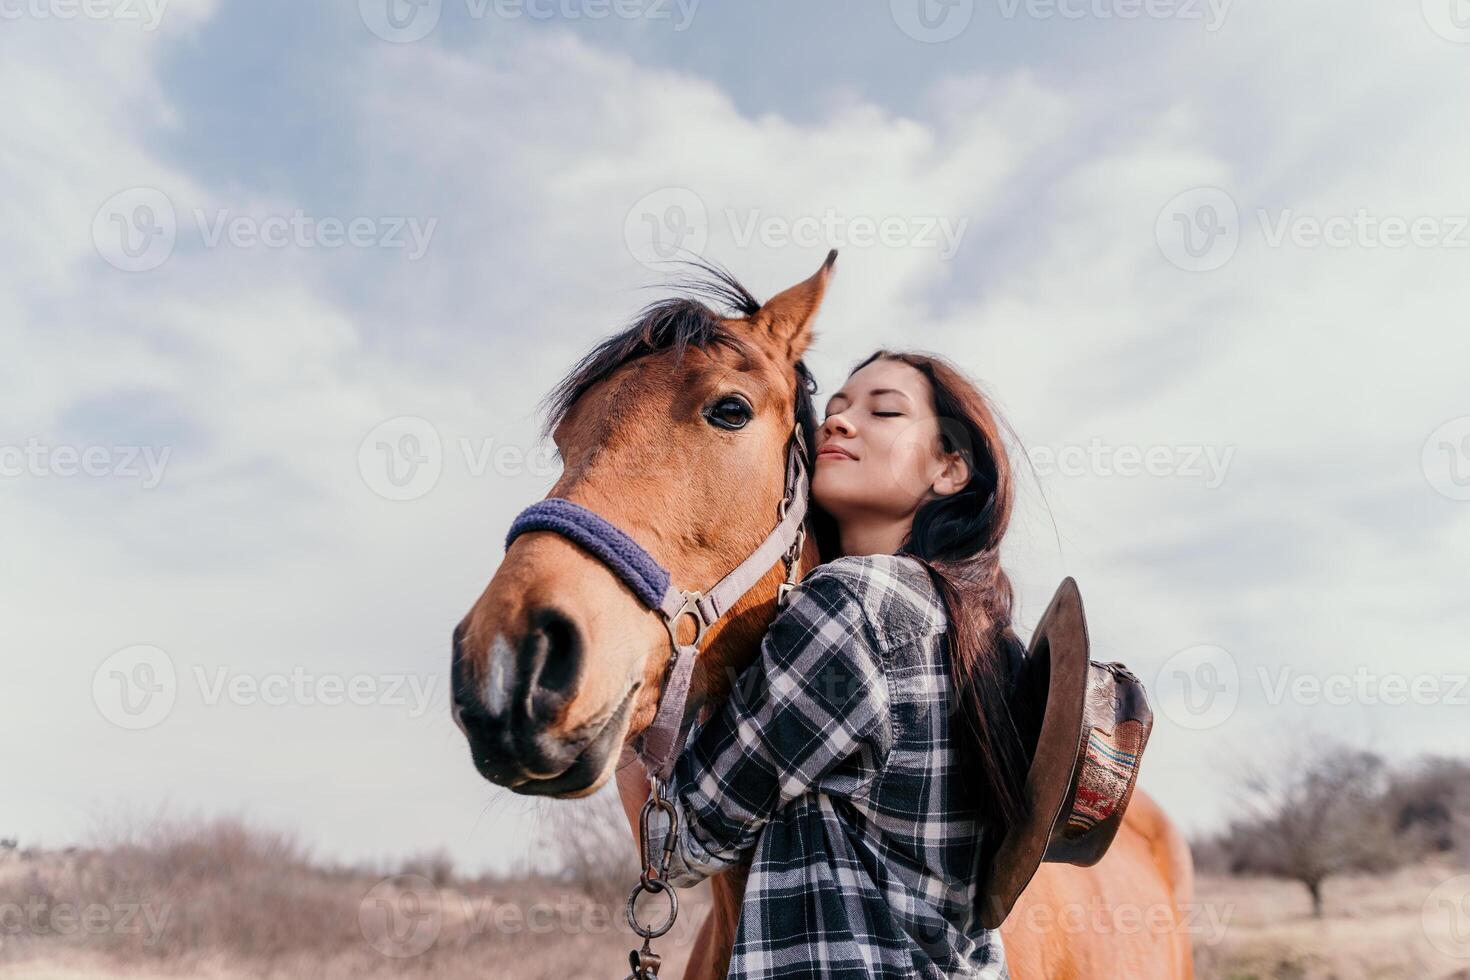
[536, 261, 831, 555]
[540, 260, 808, 439]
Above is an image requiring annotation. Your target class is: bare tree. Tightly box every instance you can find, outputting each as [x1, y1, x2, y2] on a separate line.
[532, 787, 643, 908]
[1384, 755, 1470, 863]
[399, 847, 457, 887]
[1223, 740, 1405, 917]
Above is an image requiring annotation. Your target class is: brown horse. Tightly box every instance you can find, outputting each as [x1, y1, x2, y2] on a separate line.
[452, 256, 1195, 978]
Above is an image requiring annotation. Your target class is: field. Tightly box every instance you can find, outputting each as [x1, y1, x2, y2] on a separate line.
[3, 823, 1469, 979]
[1191, 863, 1470, 980]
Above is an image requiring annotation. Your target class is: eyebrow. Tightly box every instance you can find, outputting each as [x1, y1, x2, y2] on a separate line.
[824, 387, 914, 411]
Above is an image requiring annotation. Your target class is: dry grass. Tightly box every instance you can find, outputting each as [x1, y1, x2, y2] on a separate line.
[1192, 861, 1470, 980]
[0, 815, 711, 980]
[6, 816, 1470, 979]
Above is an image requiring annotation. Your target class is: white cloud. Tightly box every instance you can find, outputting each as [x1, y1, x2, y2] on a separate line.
[2, 2, 1466, 869]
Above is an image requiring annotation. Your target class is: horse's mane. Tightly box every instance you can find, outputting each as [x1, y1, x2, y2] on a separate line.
[540, 260, 822, 459]
[539, 259, 836, 559]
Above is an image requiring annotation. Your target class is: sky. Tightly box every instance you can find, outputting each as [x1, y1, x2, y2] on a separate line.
[3, 0, 1468, 877]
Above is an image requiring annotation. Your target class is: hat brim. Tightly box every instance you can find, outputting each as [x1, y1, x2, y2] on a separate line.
[977, 576, 1090, 930]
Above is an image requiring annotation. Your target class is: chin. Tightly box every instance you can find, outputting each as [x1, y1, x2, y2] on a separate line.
[485, 735, 622, 798]
[465, 683, 636, 799]
[810, 473, 867, 520]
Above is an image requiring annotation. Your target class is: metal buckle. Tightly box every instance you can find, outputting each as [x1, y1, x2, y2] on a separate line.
[663, 590, 709, 649]
[777, 526, 806, 608]
[777, 425, 807, 521]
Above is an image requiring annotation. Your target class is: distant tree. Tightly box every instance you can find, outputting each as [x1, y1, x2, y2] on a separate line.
[1186, 833, 1230, 876]
[535, 790, 642, 908]
[1384, 756, 1470, 862]
[1223, 740, 1405, 917]
[399, 847, 456, 887]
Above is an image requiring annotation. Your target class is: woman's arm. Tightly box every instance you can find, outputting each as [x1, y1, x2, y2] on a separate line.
[646, 566, 895, 886]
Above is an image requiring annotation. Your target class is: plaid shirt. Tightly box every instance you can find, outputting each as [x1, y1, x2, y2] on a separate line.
[650, 554, 1008, 979]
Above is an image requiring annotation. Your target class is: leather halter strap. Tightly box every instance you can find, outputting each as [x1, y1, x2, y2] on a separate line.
[504, 423, 810, 782]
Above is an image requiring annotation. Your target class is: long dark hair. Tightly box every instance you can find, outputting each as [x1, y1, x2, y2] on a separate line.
[846, 349, 1030, 835]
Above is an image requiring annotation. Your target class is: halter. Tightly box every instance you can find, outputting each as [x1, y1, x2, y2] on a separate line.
[504, 422, 810, 785]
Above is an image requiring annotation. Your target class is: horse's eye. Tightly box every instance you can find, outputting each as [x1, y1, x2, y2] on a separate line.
[705, 396, 753, 430]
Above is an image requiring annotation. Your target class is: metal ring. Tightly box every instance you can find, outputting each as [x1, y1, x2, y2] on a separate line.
[625, 875, 679, 939]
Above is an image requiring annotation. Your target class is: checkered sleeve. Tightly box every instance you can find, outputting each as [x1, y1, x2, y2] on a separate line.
[652, 565, 895, 886]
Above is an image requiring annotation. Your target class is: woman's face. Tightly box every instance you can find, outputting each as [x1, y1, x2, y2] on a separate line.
[812, 357, 969, 524]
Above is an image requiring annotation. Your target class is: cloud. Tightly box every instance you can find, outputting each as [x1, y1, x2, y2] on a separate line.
[3, 1, 1466, 868]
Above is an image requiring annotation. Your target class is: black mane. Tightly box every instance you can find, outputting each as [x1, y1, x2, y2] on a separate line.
[542, 260, 757, 437]
[539, 258, 836, 559]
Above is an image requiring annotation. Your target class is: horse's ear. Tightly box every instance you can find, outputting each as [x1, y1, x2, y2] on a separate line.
[751, 249, 837, 362]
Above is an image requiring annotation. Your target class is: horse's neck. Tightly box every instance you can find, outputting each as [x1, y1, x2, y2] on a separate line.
[682, 529, 821, 979]
[710, 525, 820, 701]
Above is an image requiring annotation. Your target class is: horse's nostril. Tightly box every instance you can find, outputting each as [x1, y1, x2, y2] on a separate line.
[449, 609, 602, 789]
[526, 607, 582, 718]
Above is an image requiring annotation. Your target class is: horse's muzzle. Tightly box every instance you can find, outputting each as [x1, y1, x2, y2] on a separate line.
[450, 614, 630, 796]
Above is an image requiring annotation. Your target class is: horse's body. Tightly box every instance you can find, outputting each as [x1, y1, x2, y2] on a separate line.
[455, 255, 1194, 979]
[666, 779, 1193, 980]
[999, 789, 1196, 979]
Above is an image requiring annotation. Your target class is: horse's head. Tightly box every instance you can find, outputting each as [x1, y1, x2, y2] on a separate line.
[452, 254, 836, 798]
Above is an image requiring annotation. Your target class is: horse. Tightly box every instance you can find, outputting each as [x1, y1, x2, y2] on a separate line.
[450, 254, 1196, 979]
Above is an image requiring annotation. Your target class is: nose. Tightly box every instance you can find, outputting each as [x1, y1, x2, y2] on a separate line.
[821, 411, 855, 441]
[451, 608, 586, 786]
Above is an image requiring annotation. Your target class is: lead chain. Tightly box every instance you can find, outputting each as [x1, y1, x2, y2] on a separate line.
[623, 779, 679, 979]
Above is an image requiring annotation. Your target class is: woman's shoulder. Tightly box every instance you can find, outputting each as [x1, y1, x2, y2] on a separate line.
[799, 554, 947, 649]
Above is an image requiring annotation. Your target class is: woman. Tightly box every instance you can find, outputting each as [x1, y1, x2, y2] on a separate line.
[617, 349, 1030, 979]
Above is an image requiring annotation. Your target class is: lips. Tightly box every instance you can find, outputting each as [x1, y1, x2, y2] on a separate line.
[817, 445, 857, 461]
[503, 681, 640, 797]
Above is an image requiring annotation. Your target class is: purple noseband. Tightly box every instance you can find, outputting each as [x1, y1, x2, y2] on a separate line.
[502, 423, 810, 784]
[506, 498, 671, 612]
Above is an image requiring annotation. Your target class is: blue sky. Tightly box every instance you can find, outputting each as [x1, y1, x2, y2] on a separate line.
[3, 0, 1468, 876]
